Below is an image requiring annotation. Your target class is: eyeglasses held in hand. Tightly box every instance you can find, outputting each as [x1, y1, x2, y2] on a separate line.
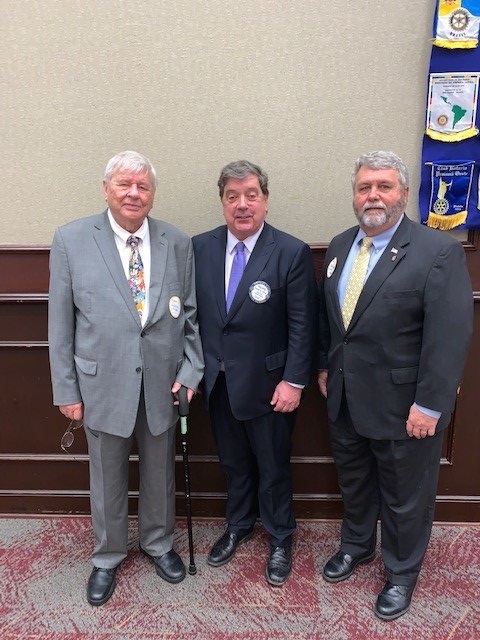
[61, 419, 84, 454]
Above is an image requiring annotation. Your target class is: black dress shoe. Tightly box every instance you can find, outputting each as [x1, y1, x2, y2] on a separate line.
[207, 530, 253, 567]
[323, 549, 375, 583]
[375, 581, 416, 621]
[266, 546, 292, 586]
[140, 547, 186, 584]
[87, 567, 117, 606]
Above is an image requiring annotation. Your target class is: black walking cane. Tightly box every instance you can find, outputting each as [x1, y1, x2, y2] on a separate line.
[178, 386, 197, 575]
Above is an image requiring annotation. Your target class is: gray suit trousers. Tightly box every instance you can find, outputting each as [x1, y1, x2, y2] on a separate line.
[84, 394, 176, 568]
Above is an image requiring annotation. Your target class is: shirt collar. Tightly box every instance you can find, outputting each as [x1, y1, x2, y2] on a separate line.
[107, 209, 149, 244]
[355, 214, 404, 252]
[227, 223, 265, 255]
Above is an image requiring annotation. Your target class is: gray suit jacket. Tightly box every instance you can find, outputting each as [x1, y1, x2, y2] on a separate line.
[48, 211, 204, 437]
[318, 215, 473, 439]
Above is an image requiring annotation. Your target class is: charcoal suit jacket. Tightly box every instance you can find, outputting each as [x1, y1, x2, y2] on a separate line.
[318, 215, 473, 439]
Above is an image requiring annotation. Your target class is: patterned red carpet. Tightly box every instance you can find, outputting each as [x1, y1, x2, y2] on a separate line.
[0, 516, 479, 639]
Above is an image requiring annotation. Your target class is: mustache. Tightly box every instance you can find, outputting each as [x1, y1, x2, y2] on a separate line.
[361, 203, 387, 213]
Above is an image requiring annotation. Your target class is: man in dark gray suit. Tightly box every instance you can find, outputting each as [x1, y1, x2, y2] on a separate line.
[193, 160, 316, 586]
[318, 151, 473, 620]
[48, 150, 204, 606]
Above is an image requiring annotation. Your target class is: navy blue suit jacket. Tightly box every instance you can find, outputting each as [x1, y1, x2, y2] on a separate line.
[193, 222, 317, 421]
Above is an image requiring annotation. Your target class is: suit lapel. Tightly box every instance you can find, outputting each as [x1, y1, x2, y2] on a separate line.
[208, 226, 229, 321]
[146, 218, 168, 326]
[347, 216, 411, 331]
[226, 224, 276, 320]
[93, 212, 142, 326]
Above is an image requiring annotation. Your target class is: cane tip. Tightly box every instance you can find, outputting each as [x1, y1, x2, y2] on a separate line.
[188, 565, 197, 575]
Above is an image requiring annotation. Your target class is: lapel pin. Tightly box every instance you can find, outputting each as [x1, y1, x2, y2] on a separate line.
[327, 257, 337, 278]
[390, 247, 398, 261]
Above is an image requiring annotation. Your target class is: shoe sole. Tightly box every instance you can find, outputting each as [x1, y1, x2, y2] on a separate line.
[322, 551, 376, 584]
[139, 546, 186, 584]
[207, 531, 254, 567]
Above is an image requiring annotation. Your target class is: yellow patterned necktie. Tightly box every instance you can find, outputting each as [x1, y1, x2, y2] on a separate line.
[341, 236, 373, 329]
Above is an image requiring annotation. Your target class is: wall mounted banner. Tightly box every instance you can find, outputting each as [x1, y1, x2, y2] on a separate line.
[426, 72, 479, 141]
[433, 0, 480, 49]
[420, 4, 480, 230]
[422, 160, 475, 229]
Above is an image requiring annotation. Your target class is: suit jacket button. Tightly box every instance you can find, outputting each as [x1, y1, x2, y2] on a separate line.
[343, 338, 349, 344]
[141, 331, 146, 337]
[136, 367, 142, 373]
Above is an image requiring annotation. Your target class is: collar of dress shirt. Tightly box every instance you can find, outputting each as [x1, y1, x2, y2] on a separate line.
[354, 213, 404, 253]
[227, 223, 265, 257]
[107, 209, 149, 245]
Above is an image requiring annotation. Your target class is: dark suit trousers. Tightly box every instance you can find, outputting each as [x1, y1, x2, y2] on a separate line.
[210, 373, 296, 547]
[329, 396, 443, 586]
[84, 390, 176, 568]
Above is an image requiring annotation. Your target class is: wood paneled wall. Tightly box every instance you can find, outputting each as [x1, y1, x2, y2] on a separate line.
[1, 236, 479, 521]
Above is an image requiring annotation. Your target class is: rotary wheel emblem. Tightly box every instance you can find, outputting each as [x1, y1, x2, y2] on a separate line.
[433, 198, 449, 215]
[450, 9, 469, 32]
[437, 114, 449, 127]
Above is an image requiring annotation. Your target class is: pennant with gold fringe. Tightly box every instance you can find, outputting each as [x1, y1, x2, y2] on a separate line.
[426, 72, 479, 141]
[433, 0, 480, 49]
[423, 160, 475, 229]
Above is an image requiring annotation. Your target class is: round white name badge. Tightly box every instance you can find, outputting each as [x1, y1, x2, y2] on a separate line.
[169, 296, 181, 318]
[326, 257, 337, 278]
[249, 281, 271, 304]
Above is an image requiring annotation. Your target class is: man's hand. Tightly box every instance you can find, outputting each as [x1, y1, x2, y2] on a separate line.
[318, 371, 328, 398]
[59, 403, 84, 421]
[171, 381, 195, 405]
[270, 381, 302, 413]
[406, 404, 439, 439]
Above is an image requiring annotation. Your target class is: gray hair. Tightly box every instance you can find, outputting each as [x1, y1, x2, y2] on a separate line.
[217, 160, 269, 198]
[104, 150, 157, 190]
[352, 151, 409, 190]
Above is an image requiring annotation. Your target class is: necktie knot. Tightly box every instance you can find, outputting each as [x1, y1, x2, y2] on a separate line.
[360, 236, 373, 251]
[127, 235, 140, 249]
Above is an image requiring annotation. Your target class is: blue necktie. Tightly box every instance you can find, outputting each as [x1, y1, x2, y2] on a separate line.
[226, 242, 246, 312]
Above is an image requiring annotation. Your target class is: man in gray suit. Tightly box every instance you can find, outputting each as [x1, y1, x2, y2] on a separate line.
[318, 151, 473, 620]
[48, 150, 204, 606]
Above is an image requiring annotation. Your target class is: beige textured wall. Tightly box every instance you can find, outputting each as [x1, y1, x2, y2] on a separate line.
[2, 0, 434, 245]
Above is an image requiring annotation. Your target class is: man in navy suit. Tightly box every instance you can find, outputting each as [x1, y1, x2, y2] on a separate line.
[193, 160, 316, 586]
[318, 151, 473, 620]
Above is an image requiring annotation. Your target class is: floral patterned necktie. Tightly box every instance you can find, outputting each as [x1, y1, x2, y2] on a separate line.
[127, 235, 145, 319]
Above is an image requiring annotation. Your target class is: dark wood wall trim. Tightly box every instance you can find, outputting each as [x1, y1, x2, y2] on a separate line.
[1, 234, 480, 521]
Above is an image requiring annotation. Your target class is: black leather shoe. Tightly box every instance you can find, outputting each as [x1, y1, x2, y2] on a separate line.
[266, 546, 292, 586]
[375, 581, 416, 621]
[323, 549, 375, 583]
[87, 567, 117, 606]
[207, 530, 253, 567]
[140, 547, 186, 584]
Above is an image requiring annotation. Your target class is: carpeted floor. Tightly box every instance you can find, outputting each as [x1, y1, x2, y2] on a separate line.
[0, 516, 479, 639]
